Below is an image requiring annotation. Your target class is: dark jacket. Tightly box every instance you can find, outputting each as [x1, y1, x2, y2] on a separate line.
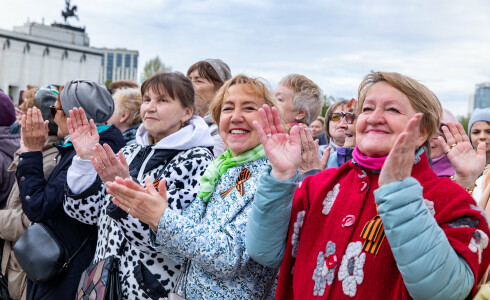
[316, 132, 327, 146]
[17, 125, 125, 300]
[0, 126, 20, 209]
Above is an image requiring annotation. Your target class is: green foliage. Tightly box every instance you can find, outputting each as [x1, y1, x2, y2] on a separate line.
[104, 79, 112, 89]
[457, 113, 471, 133]
[319, 95, 343, 117]
[141, 56, 172, 82]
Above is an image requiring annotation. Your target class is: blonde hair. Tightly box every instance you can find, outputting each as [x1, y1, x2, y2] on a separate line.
[278, 74, 323, 125]
[20, 87, 39, 113]
[210, 74, 281, 124]
[357, 71, 442, 151]
[113, 88, 142, 127]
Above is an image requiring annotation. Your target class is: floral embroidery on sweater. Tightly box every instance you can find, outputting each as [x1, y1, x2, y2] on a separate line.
[322, 184, 340, 215]
[312, 241, 336, 296]
[338, 241, 366, 297]
[469, 229, 489, 263]
[291, 210, 306, 258]
[424, 199, 435, 216]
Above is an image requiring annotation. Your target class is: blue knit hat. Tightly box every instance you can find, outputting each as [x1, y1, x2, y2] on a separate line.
[469, 108, 490, 133]
[0, 91, 16, 126]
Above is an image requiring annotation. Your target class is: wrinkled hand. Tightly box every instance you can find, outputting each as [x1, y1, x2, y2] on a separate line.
[379, 113, 423, 187]
[67, 107, 99, 159]
[438, 121, 485, 187]
[107, 177, 167, 231]
[252, 105, 301, 181]
[298, 125, 330, 174]
[20, 107, 49, 152]
[91, 144, 130, 183]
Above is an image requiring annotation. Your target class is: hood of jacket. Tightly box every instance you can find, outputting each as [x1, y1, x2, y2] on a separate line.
[135, 115, 214, 150]
[0, 126, 20, 160]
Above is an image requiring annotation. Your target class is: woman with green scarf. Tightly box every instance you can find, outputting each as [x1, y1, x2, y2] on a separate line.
[106, 75, 282, 299]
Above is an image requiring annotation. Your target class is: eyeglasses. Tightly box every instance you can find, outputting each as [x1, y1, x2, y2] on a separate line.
[49, 105, 63, 119]
[329, 112, 356, 124]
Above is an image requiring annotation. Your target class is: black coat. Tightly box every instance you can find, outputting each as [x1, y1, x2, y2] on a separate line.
[17, 125, 125, 300]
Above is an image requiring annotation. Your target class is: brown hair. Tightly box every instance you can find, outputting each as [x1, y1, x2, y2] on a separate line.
[209, 74, 280, 125]
[357, 71, 441, 152]
[325, 99, 348, 141]
[187, 61, 224, 92]
[278, 74, 323, 125]
[140, 72, 195, 113]
[109, 80, 139, 90]
[113, 88, 142, 127]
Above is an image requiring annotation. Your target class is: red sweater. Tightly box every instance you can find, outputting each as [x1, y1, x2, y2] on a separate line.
[275, 154, 490, 299]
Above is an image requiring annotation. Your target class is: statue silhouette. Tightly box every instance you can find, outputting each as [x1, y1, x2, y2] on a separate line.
[62, 0, 79, 23]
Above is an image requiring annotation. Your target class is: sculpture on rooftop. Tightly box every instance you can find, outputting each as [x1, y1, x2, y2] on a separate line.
[62, 0, 79, 23]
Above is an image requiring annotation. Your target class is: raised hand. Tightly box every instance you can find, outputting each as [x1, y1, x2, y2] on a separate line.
[67, 107, 99, 159]
[20, 107, 49, 152]
[91, 144, 130, 183]
[298, 124, 330, 174]
[438, 121, 486, 187]
[252, 104, 301, 181]
[107, 177, 168, 231]
[379, 113, 423, 187]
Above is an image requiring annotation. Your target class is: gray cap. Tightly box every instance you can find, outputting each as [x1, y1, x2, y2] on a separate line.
[34, 88, 58, 135]
[205, 59, 232, 83]
[60, 80, 114, 124]
[469, 108, 490, 134]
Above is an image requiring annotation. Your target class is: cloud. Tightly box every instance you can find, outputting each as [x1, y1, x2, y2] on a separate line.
[0, 0, 489, 117]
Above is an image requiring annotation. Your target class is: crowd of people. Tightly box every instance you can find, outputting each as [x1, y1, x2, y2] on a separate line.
[0, 58, 489, 300]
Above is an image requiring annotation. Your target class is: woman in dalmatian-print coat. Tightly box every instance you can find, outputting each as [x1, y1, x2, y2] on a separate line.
[64, 72, 214, 299]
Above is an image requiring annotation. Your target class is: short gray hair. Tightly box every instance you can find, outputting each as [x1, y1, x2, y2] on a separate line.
[279, 74, 323, 125]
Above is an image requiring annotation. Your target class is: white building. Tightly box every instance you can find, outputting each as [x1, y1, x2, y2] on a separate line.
[0, 22, 103, 103]
[99, 48, 138, 85]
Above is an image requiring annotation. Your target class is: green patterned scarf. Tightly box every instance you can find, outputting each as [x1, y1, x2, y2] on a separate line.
[198, 144, 266, 203]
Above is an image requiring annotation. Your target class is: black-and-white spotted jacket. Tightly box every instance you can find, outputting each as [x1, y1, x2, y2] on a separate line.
[64, 117, 214, 299]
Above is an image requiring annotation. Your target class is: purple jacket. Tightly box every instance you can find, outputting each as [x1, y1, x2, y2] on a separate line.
[0, 126, 19, 209]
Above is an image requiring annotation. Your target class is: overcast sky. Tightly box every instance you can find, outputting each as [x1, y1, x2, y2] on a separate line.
[1, 0, 489, 117]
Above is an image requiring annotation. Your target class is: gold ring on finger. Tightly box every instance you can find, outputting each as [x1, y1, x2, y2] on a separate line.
[445, 148, 451, 154]
[451, 143, 457, 148]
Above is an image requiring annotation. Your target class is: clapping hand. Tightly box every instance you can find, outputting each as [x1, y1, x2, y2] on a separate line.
[67, 107, 99, 160]
[438, 121, 486, 187]
[252, 105, 301, 181]
[20, 107, 49, 152]
[379, 113, 423, 187]
[298, 124, 330, 174]
[91, 144, 130, 183]
[107, 177, 168, 231]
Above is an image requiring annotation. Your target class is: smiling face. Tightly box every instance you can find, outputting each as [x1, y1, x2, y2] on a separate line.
[218, 84, 265, 157]
[140, 87, 193, 143]
[188, 70, 217, 117]
[342, 112, 357, 148]
[356, 81, 427, 157]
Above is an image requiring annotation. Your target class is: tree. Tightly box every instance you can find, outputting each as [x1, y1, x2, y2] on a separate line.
[457, 113, 471, 133]
[320, 95, 337, 117]
[141, 56, 172, 82]
[104, 79, 112, 89]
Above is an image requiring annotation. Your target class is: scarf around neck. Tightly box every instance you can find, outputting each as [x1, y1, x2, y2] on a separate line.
[352, 146, 425, 170]
[198, 144, 266, 203]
